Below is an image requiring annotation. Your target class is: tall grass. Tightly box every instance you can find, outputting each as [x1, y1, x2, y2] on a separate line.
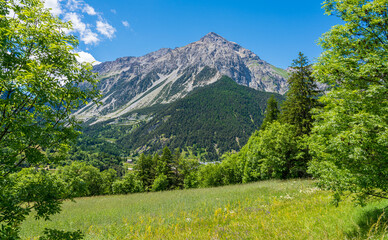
[20, 179, 387, 239]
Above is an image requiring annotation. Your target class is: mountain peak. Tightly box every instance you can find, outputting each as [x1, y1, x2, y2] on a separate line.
[200, 32, 227, 42]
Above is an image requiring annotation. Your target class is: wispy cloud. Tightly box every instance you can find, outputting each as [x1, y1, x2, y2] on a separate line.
[110, 9, 117, 14]
[44, 0, 118, 45]
[66, 0, 81, 11]
[96, 20, 116, 39]
[64, 12, 86, 32]
[43, 0, 62, 15]
[83, 4, 96, 15]
[64, 12, 100, 44]
[122, 20, 130, 28]
[81, 29, 100, 45]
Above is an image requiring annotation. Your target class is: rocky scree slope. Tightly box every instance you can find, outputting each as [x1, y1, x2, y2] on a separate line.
[75, 32, 288, 125]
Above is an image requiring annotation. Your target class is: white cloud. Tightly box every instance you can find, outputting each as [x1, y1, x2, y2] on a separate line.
[110, 9, 117, 14]
[96, 20, 116, 39]
[75, 51, 101, 65]
[53, 0, 116, 44]
[122, 20, 130, 28]
[64, 12, 86, 32]
[44, 0, 62, 15]
[66, 0, 81, 11]
[64, 12, 100, 45]
[83, 4, 96, 15]
[81, 29, 100, 45]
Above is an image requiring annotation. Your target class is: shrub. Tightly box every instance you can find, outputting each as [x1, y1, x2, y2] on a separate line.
[151, 174, 169, 192]
[112, 173, 143, 194]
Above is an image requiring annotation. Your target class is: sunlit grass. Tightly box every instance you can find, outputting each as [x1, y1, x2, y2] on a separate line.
[20, 179, 387, 239]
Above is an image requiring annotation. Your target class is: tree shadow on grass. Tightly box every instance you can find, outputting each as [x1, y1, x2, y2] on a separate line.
[346, 205, 388, 239]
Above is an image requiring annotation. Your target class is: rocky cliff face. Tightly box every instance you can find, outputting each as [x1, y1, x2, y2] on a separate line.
[75, 32, 289, 124]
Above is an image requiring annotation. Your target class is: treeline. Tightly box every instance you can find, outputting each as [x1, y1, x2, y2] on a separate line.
[64, 146, 126, 175]
[10, 139, 300, 199]
[55, 49, 385, 204]
[11, 147, 199, 198]
[16, 50, 381, 202]
[33, 53, 318, 198]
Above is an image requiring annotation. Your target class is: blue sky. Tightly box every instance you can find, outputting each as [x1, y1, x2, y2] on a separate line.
[44, 0, 341, 69]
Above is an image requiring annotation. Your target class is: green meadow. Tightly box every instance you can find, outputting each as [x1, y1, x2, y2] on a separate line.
[21, 180, 387, 240]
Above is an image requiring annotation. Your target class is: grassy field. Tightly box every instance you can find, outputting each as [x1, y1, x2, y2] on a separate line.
[21, 180, 387, 239]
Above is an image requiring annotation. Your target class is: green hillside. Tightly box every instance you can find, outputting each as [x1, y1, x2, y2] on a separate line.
[117, 76, 285, 159]
[20, 179, 387, 239]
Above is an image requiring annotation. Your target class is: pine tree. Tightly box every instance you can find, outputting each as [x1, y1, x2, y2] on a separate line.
[280, 52, 319, 136]
[260, 95, 280, 130]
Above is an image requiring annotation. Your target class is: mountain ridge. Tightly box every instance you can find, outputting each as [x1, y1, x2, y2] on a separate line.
[75, 32, 289, 125]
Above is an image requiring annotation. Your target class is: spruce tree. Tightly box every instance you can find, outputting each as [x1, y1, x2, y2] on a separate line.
[280, 52, 319, 136]
[156, 147, 175, 188]
[172, 148, 182, 188]
[134, 154, 154, 190]
[260, 95, 280, 130]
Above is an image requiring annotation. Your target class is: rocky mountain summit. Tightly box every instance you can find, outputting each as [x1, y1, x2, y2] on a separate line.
[75, 32, 289, 124]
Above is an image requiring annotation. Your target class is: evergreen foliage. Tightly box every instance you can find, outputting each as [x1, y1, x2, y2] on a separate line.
[134, 154, 155, 190]
[260, 95, 280, 130]
[280, 52, 319, 136]
[119, 76, 284, 160]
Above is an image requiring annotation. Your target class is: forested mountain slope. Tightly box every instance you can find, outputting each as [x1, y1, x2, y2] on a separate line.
[74, 32, 288, 125]
[116, 76, 285, 159]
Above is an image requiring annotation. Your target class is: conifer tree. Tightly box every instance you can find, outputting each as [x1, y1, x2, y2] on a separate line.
[152, 152, 160, 174]
[172, 148, 182, 188]
[156, 147, 175, 188]
[260, 95, 280, 130]
[280, 52, 319, 136]
[134, 154, 154, 190]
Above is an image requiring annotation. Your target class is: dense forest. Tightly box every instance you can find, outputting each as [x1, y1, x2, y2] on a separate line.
[74, 76, 285, 162]
[119, 76, 285, 159]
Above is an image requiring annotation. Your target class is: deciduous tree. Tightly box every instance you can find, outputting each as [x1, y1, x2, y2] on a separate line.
[0, 0, 99, 237]
[308, 0, 388, 204]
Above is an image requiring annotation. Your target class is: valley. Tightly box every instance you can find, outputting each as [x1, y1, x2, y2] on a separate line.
[2, 1, 387, 239]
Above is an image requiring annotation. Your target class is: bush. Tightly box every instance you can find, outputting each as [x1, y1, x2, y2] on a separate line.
[56, 162, 103, 197]
[255, 122, 303, 179]
[183, 173, 198, 189]
[101, 169, 118, 195]
[197, 164, 224, 188]
[112, 173, 143, 194]
[151, 174, 169, 192]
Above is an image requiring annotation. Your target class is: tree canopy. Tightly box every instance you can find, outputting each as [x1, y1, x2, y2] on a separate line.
[0, 0, 99, 238]
[308, 0, 388, 204]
